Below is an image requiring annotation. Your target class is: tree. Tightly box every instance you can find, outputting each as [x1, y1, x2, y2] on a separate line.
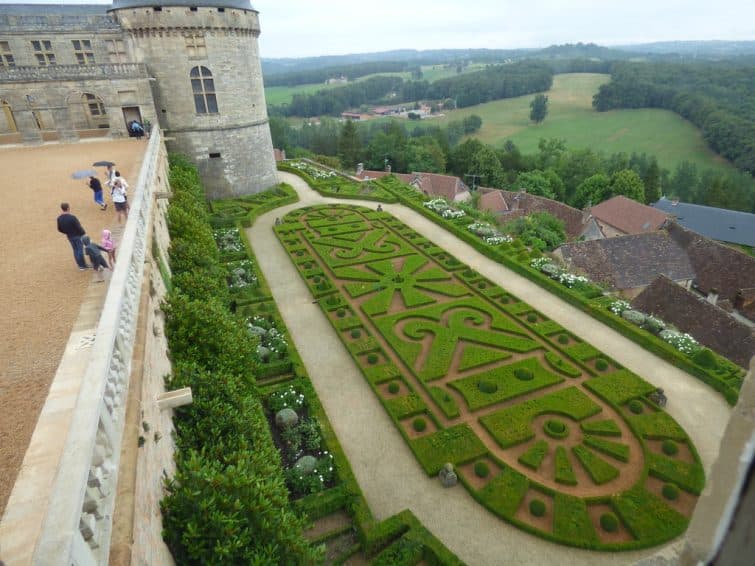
[529, 94, 549, 123]
[610, 169, 645, 203]
[470, 145, 506, 188]
[406, 137, 446, 173]
[643, 157, 661, 204]
[462, 114, 483, 134]
[338, 119, 362, 170]
[573, 173, 611, 208]
[515, 170, 556, 199]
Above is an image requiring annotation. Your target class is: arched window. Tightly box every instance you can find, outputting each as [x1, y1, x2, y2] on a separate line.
[190, 66, 218, 114]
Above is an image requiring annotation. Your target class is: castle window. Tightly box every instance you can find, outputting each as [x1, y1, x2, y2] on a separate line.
[72, 39, 95, 65]
[84, 93, 106, 117]
[0, 41, 15, 68]
[105, 39, 127, 63]
[31, 40, 56, 66]
[190, 66, 218, 114]
[185, 34, 206, 59]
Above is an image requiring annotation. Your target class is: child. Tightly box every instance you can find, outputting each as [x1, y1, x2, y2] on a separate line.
[82, 235, 110, 282]
[101, 229, 116, 268]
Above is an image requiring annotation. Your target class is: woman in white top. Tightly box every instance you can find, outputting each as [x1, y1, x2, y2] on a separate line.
[112, 180, 129, 223]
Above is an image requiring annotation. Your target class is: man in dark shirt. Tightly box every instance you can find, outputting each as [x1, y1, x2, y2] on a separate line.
[57, 202, 89, 270]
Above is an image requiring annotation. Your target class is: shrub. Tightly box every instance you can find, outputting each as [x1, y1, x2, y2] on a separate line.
[413, 417, 427, 432]
[529, 499, 546, 517]
[693, 348, 717, 369]
[600, 512, 619, 532]
[595, 358, 609, 371]
[366, 353, 378, 365]
[474, 461, 490, 478]
[350, 328, 362, 339]
[336, 308, 346, 318]
[662, 439, 679, 456]
[628, 399, 644, 414]
[326, 295, 339, 305]
[514, 368, 534, 381]
[558, 334, 569, 344]
[500, 296, 510, 304]
[388, 381, 400, 394]
[478, 281, 487, 289]
[477, 379, 498, 394]
[622, 309, 646, 326]
[526, 313, 538, 323]
[662, 483, 679, 501]
[544, 419, 568, 439]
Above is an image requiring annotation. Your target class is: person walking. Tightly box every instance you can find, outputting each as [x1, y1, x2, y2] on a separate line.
[56, 202, 88, 270]
[111, 179, 129, 223]
[86, 176, 107, 210]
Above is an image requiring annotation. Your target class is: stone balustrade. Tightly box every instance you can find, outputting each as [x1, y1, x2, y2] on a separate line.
[0, 63, 149, 83]
[2, 129, 163, 566]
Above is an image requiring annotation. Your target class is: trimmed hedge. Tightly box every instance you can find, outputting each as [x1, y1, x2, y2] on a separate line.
[554, 446, 577, 485]
[572, 445, 620, 485]
[519, 440, 549, 470]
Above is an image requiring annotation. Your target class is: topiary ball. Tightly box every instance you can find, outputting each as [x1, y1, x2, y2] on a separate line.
[662, 439, 678, 456]
[558, 334, 569, 344]
[366, 353, 378, 365]
[628, 399, 643, 414]
[595, 358, 609, 371]
[350, 328, 362, 339]
[336, 308, 346, 318]
[388, 381, 400, 394]
[413, 417, 427, 432]
[662, 483, 679, 501]
[526, 313, 538, 323]
[600, 512, 619, 532]
[474, 461, 490, 478]
[693, 348, 717, 369]
[544, 419, 569, 439]
[514, 368, 534, 381]
[477, 380, 498, 394]
[529, 499, 546, 517]
[500, 296, 510, 304]
[478, 282, 487, 289]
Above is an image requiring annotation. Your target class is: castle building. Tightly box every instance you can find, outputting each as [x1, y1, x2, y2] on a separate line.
[0, 1, 277, 198]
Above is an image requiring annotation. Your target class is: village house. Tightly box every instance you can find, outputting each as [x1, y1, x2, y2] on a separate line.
[355, 166, 471, 202]
[588, 195, 668, 238]
[654, 196, 755, 247]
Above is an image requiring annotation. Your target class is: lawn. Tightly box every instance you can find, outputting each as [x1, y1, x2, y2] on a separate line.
[434, 73, 739, 176]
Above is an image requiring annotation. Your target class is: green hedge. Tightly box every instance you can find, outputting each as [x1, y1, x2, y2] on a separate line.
[519, 440, 549, 470]
[583, 435, 630, 463]
[410, 424, 488, 475]
[554, 446, 577, 486]
[572, 445, 620, 485]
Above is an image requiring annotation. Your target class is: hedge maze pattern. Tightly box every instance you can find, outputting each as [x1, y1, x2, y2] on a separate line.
[276, 204, 704, 551]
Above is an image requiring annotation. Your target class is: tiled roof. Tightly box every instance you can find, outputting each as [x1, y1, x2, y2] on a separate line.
[654, 197, 755, 246]
[410, 172, 468, 201]
[497, 190, 587, 240]
[666, 222, 755, 321]
[557, 232, 695, 289]
[632, 276, 755, 368]
[479, 189, 509, 214]
[590, 195, 668, 235]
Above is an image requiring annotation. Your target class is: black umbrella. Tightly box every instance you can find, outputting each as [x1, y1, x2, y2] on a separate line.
[93, 160, 116, 167]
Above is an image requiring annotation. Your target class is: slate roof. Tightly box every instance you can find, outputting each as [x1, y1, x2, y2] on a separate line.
[497, 190, 587, 240]
[666, 222, 755, 320]
[557, 232, 695, 289]
[654, 197, 755, 246]
[590, 195, 668, 235]
[632, 276, 755, 368]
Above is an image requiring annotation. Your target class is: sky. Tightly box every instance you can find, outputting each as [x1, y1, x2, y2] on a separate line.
[4, 0, 754, 58]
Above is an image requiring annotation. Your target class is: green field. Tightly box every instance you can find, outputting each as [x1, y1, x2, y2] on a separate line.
[433, 73, 738, 175]
[264, 63, 486, 107]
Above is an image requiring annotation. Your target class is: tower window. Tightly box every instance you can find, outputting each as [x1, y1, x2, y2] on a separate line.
[105, 39, 127, 63]
[0, 41, 16, 68]
[185, 34, 206, 59]
[190, 66, 218, 114]
[31, 39, 56, 66]
[209, 152, 221, 158]
[72, 39, 95, 65]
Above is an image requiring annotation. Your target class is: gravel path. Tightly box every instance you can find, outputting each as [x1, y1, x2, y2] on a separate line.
[0, 139, 144, 517]
[247, 172, 731, 565]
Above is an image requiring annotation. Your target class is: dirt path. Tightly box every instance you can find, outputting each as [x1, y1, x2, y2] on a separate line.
[0, 139, 145, 516]
[246, 171, 730, 565]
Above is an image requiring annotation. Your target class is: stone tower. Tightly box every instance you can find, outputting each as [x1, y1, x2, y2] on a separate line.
[109, 0, 277, 198]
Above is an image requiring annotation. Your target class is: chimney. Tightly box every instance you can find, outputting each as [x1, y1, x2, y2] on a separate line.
[356, 163, 364, 176]
[512, 194, 521, 211]
[582, 200, 592, 224]
[385, 163, 391, 173]
[707, 288, 719, 306]
[671, 197, 679, 206]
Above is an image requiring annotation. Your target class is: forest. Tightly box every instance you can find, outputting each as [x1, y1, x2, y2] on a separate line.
[592, 61, 755, 174]
[264, 61, 411, 87]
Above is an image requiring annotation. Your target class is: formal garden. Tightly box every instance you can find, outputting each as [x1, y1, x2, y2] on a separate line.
[274, 202, 706, 550]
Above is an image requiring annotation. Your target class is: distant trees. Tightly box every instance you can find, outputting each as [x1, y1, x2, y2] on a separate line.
[265, 61, 408, 87]
[529, 94, 549, 123]
[338, 119, 363, 169]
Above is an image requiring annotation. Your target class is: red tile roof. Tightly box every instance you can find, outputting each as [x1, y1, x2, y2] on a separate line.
[410, 172, 468, 201]
[590, 195, 668, 235]
[479, 190, 509, 214]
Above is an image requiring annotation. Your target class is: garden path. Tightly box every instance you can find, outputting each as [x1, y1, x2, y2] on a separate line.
[246, 171, 731, 565]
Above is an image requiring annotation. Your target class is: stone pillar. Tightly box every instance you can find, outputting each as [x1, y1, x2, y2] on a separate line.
[678, 357, 755, 565]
